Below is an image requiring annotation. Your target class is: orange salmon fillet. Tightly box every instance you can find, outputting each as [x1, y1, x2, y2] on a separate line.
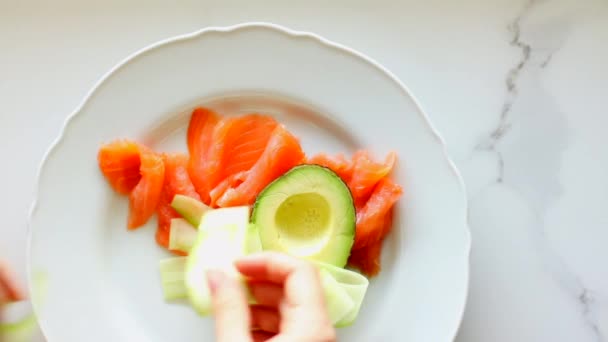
[97, 108, 403, 278]
[352, 177, 402, 250]
[201, 114, 278, 206]
[307, 153, 354, 182]
[208, 171, 247, 207]
[221, 114, 278, 178]
[305, 150, 401, 276]
[187, 107, 220, 204]
[156, 153, 200, 252]
[348, 237, 383, 277]
[214, 125, 305, 207]
[348, 207, 393, 277]
[98, 139, 142, 195]
[348, 151, 396, 204]
[128, 150, 165, 229]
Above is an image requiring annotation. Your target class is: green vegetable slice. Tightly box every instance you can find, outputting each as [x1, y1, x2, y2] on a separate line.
[171, 194, 209, 227]
[0, 302, 38, 342]
[159, 220, 369, 326]
[185, 206, 250, 315]
[316, 261, 369, 327]
[159, 257, 188, 300]
[168, 218, 198, 253]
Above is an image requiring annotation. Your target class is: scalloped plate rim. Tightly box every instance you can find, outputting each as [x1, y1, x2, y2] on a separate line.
[26, 22, 471, 341]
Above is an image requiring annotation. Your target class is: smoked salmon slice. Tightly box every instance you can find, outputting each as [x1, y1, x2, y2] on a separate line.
[348, 208, 393, 277]
[128, 150, 165, 229]
[197, 114, 278, 205]
[214, 125, 305, 207]
[348, 151, 396, 204]
[97, 107, 403, 278]
[221, 114, 278, 178]
[348, 238, 384, 277]
[307, 153, 354, 183]
[187, 107, 219, 204]
[208, 171, 247, 207]
[98, 139, 142, 195]
[305, 150, 400, 276]
[352, 177, 402, 250]
[156, 153, 200, 251]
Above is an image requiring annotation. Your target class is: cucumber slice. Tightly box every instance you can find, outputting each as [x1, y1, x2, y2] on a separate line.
[185, 206, 250, 315]
[316, 262, 369, 327]
[319, 268, 355, 325]
[159, 212, 369, 326]
[0, 301, 38, 342]
[169, 218, 197, 253]
[171, 194, 209, 227]
[159, 257, 188, 300]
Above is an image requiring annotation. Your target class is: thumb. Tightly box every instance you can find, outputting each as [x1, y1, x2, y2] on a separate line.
[207, 270, 251, 342]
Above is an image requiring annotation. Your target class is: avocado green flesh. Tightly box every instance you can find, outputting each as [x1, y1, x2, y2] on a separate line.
[252, 165, 356, 267]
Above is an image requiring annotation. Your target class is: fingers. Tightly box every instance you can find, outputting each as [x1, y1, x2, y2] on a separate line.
[280, 268, 332, 338]
[250, 305, 280, 333]
[237, 252, 325, 309]
[236, 252, 334, 340]
[248, 281, 283, 307]
[236, 252, 309, 284]
[207, 270, 251, 342]
[252, 330, 275, 342]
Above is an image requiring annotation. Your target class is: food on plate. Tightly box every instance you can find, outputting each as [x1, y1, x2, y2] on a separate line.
[348, 151, 396, 204]
[158, 257, 188, 301]
[305, 154, 402, 276]
[97, 139, 143, 195]
[98, 106, 402, 294]
[98, 140, 165, 229]
[185, 206, 250, 315]
[127, 150, 165, 229]
[306, 153, 353, 182]
[155, 153, 199, 250]
[171, 194, 209, 227]
[213, 124, 305, 207]
[186, 107, 219, 205]
[158, 206, 369, 326]
[252, 164, 355, 267]
[168, 218, 198, 255]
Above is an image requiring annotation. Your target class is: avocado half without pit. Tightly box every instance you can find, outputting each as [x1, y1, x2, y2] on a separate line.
[252, 164, 356, 267]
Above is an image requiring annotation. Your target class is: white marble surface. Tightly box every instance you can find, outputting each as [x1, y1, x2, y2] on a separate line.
[1, 0, 607, 341]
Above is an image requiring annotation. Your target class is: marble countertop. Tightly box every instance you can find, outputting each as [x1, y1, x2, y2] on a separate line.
[1, 1, 606, 340]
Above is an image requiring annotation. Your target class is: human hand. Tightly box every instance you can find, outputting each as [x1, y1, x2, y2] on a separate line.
[206, 252, 336, 342]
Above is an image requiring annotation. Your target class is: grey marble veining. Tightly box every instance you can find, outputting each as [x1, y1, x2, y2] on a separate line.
[458, 1, 608, 341]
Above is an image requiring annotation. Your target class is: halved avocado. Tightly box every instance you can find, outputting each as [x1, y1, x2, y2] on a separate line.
[252, 165, 355, 267]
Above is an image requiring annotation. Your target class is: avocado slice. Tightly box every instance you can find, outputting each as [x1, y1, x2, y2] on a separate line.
[252, 165, 355, 267]
[170, 194, 209, 227]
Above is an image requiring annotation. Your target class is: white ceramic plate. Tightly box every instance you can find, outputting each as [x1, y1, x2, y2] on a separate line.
[28, 23, 470, 341]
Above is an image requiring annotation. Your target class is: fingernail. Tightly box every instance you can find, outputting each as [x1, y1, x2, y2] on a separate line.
[206, 270, 223, 294]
